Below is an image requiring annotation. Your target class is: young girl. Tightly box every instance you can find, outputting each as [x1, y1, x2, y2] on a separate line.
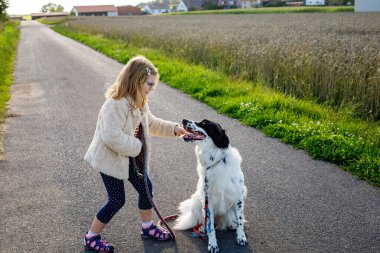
[83, 56, 189, 252]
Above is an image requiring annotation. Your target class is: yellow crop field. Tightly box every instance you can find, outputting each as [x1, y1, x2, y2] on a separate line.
[65, 13, 380, 119]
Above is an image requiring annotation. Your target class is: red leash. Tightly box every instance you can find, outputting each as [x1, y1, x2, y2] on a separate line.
[133, 124, 209, 240]
[191, 195, 210, 239]
[133, 124, 177, 239]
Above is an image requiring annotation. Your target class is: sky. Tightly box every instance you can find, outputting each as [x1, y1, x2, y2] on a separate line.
[8, 0, 147, 15]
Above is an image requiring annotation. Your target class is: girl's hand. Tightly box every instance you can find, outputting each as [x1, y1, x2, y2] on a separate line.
[175, 125, 190, 136]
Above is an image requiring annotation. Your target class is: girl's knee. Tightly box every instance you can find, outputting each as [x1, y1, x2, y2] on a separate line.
[113, 198, 126, 210]
[109, 196, 125, 211]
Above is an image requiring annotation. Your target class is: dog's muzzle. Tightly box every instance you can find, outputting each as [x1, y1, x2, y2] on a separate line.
[182, 131, 206, 142]
[182, 119, 206, 142]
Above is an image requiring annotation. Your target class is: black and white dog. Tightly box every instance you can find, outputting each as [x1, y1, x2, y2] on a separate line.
[174, 119, 247, 253]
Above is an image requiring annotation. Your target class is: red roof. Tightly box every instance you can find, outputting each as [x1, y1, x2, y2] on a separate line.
[74, 5, 117, 13]
[117, 5, 142, 15]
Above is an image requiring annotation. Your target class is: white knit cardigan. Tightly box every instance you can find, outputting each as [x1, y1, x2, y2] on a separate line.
[84, 96, 178, 179]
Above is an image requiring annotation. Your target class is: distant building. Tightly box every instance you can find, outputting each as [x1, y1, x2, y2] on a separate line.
[286, 1, 303, 6]
[31, 12, 69, 20]
[215, 0, 242, 7]
[176, 0, 188, 11]
[117, 5, 143, 15]
[71, 5, 118, 16]
[144, 3, 171, 14]
[241, 0, 262, 8]
[355, 0, 380, 12]
[305, 0, 325, 5]
[9, 15, 24, 20]
[178, 0, 206, 11]
[257, 0, 282, 6]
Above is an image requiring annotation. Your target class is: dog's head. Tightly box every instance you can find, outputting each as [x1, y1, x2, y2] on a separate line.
[182, 119, 229, 149]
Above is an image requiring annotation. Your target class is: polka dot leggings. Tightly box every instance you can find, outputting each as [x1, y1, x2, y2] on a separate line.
[96, 161, 153, 224]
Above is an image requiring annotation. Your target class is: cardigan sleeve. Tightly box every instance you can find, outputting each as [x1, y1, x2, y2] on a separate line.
[99, 102, 142, 157]
[145, 104, 178, 137]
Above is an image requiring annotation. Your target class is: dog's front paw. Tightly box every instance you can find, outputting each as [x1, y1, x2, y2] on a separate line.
[208, 243, 219, 253]
[237, 234, 247, 246]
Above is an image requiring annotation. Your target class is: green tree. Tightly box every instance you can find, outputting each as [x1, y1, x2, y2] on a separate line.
[0, 0, 9, 21]
[41, 2, 64, 13]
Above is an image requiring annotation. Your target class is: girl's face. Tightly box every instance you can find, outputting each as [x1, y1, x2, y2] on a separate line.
[141, 75, 156, 98]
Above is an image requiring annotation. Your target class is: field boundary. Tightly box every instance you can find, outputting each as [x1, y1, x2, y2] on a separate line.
[168, 6, 354, 15]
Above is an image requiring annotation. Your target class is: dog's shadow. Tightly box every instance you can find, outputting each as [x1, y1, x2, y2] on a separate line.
[140, 229, 256, 253]
[215, 229, 256, 253]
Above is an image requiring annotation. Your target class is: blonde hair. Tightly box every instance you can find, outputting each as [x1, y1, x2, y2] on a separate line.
[106, 56, 159, 109]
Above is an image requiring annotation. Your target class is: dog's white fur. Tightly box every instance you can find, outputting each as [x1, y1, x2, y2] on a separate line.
[174, 120, 247, 252]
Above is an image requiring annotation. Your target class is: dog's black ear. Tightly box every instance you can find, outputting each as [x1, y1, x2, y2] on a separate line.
[197, 119, 229, 149]
[215, 128, 229, 149]
[210, 124, 229, 149]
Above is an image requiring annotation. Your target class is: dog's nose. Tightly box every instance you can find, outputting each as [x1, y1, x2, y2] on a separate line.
[182, 119, 189, 126]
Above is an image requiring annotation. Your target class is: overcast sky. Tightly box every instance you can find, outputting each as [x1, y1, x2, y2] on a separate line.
[8, 0, 147, 15]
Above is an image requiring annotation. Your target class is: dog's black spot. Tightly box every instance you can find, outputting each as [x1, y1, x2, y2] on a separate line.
[237, 200, 242, 208]
[210, 156, 214, 161]
[223, 157, 226, 164]
[196, 119, 229, 149]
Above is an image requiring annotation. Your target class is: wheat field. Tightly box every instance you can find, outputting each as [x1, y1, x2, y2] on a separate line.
[64, 13, 380, 120]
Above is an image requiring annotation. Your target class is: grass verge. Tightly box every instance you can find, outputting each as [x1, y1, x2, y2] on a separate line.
[0, 20, 20, 119]
[0, 20, 20, 158]
[49, 22, 379, 187]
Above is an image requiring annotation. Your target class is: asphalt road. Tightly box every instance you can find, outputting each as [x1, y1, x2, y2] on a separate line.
[1, 20, 379, 253]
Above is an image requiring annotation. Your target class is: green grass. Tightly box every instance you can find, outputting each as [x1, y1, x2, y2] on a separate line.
[167, 6, 354, 15]
[37, 18, 57, 25]
[50, 23, 379, 187]
[0, 20, 20, 120]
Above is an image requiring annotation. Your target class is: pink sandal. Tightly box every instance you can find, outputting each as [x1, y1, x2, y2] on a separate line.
[141, 223, 172, 241]
[84, 233, 114, 252]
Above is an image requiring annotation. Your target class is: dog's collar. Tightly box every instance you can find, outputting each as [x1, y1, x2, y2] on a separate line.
[206, 156, 226, 170]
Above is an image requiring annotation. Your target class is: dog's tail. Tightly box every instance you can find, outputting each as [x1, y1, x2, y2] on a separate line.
[174, 197, 202, 230]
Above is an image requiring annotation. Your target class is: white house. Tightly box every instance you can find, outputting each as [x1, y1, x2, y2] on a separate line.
[241, 0, 262, 8]
[177, 0, 206, 11]
[71, 5, 118, 16]
[144, 3, 170, 14]
[355, 0, 380, 12]
[305, 0, 325, 5]
[176, 0, 188, 11]
[216, 0, 242, 7]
